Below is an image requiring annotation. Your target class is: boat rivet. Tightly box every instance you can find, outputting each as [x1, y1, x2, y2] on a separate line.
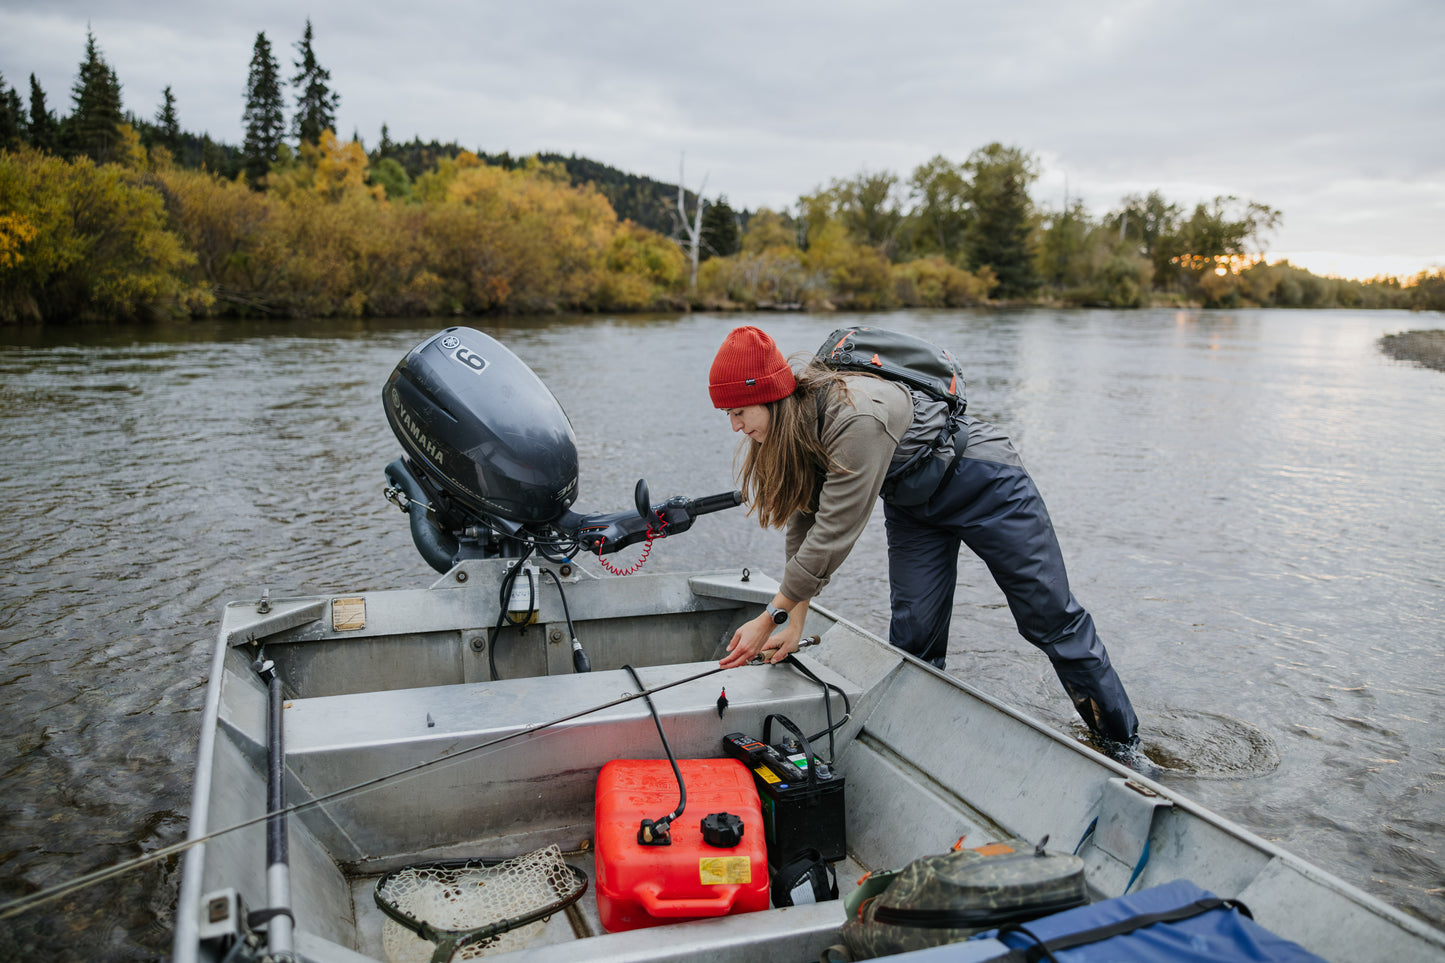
[559, 563, 573, 577]
[549, 629, 564, 644]
[470, 636, 485, 652]
[455, 570, 468, 583]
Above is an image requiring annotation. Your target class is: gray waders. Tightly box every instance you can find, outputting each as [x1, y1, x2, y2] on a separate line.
[882, 418, 1139, 747]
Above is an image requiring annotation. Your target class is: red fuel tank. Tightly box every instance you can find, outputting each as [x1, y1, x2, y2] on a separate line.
[594, 758, 770, 932]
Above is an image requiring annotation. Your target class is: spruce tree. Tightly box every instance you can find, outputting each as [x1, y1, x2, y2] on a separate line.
[291, 19, 339, 146]
[242, 32, 285, 185]
[65, 29, 125, 164]
[155, 85, 181, 155]
[28, 74, 58, 152]
[963, 144, 1040, 298]
[700, 196, 741, 260]
[0, 71, 22, 150]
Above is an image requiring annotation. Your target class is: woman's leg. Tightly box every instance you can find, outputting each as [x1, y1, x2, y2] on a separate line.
[883, 506, 961, 668]
[904, 455, 1140, 746]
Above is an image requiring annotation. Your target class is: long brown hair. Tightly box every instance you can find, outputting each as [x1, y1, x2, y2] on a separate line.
[737, 361, 857, 529]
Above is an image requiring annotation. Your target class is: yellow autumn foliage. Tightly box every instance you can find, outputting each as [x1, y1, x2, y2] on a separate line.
[0, 147, 207, 322]
[1, 130, 694, 321]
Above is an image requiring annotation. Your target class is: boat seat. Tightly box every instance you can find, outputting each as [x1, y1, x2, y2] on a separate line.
[265, 659, 862, 866]
[279, 657, 859, 761]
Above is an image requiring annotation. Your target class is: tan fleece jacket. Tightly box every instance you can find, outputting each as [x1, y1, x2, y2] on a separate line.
[781, 375, 914, 602]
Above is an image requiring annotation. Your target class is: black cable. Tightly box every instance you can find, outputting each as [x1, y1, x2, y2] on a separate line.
[781, 654, 852, 765]
[623, 664, 685, 842]
[540, 568, 576, 640]
[541, 568, 589, 672]
[489, 548, 537, 681]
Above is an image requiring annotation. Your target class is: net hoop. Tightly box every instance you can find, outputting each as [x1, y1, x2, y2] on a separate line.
[373, 845, 589, 962]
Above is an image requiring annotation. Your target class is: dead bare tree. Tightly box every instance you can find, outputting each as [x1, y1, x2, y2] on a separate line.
[674, 154, 709, 291]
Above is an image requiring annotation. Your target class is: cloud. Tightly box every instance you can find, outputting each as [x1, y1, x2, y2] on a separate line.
[2, 0, 1441, 276]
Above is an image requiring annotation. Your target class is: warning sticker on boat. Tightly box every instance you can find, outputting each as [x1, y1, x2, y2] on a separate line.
[332, 597, 366, 631]
[753, 766, 780, 784]
[699, 857, 752, 885]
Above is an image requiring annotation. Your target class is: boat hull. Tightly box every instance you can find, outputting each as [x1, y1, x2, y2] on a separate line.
[173, 560, 1445, 962]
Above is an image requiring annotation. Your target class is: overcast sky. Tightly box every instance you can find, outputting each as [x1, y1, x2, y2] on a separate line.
[3, 0, 1441, 280]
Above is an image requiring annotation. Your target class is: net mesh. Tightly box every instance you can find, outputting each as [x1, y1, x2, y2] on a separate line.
[376, 845, 585, 962]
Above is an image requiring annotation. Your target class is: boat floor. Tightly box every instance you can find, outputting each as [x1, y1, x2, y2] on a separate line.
[345, 851, 872, 960]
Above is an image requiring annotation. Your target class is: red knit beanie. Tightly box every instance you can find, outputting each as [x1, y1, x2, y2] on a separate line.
[708, 326, 796, 408]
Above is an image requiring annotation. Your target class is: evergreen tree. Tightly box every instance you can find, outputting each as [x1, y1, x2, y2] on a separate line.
[291, 19, 340, 146]
[201, 133, 229, 174]
[28, 75, 58, 152]
[963, 143, 1039, 298]
[700, 195, 740, 260]
[0, 71, 23, 150]
[242, 32, 285, 185]
[64, 29, 125, 164]
[155, 85, 181, 155]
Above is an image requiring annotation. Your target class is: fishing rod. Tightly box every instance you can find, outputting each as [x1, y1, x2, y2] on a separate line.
[0, 658, 758, 922]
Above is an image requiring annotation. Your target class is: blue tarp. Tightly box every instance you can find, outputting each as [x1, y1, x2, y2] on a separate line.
[980, 879, 1329, 962]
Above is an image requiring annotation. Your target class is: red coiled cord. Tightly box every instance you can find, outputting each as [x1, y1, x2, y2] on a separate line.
[596, 520, 667, 575]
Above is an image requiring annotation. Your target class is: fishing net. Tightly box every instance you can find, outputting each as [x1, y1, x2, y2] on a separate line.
[374, 845, 588, 963]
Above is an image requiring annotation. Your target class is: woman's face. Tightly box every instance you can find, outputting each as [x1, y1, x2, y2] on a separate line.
[724, 405, 771, 444]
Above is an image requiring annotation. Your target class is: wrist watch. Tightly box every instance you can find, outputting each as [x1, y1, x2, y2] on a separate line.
[764, 603, 789, 626]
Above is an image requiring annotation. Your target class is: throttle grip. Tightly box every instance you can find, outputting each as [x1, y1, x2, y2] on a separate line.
[691, 490, 743, 515]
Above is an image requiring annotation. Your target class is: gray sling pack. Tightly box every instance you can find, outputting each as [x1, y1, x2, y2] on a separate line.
[815, 326, 968, 506]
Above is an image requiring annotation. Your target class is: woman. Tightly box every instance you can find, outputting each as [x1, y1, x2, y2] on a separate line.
[710, 325, 1143, 764]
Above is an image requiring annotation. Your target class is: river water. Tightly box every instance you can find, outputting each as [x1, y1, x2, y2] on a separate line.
[0, 308, 1441, 960]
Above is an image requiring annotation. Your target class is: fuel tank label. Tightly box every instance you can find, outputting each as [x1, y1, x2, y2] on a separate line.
[699, 857, 752, 885]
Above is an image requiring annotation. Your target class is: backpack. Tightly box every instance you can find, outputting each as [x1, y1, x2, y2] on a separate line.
[836, 837, 1088, 960]
[814, 327, 968, 506]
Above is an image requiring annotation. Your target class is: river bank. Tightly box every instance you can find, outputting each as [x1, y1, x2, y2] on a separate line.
[1379, 329, 1445, 371]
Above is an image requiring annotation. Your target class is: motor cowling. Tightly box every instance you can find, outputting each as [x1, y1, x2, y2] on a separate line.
[383, 327, 579, 528]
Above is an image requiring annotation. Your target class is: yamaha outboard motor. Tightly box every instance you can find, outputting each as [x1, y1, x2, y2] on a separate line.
[383, 327, 739, 573]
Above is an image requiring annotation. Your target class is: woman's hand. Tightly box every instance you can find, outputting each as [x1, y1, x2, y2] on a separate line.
[758, 626, 803, 664]
[719, 599, 807, 669]
[719, 613, 777, 669]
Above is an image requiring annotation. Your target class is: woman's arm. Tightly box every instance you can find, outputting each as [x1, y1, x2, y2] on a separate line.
[778, 382, 911, 602]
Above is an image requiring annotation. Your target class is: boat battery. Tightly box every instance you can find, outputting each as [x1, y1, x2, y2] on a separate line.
[723, 727, 846, 863]
[594, 758, 770, 932]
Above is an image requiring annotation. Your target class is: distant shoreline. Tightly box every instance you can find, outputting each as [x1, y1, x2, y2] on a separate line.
[1379, 330, 1445, 371]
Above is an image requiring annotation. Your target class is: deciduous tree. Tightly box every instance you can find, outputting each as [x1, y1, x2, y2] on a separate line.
[740, 208, 797, 255]
[1036, 199, 1091, 289]
[829, 170, 906, 257]
[0, 148, 203, 321]
[369, 156, 411, 200]
[908, 155, 968, 261]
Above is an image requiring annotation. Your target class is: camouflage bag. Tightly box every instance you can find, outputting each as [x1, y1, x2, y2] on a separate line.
[839, 837, 1088, 960]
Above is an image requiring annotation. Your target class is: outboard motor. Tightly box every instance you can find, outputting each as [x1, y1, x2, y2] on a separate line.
[383, 327, 740, 573]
